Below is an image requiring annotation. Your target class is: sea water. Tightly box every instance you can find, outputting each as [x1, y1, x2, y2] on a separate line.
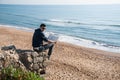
[0, 4, 120, 53]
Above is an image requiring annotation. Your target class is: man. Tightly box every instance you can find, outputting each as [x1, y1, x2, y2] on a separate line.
[32, 23, 56, 60]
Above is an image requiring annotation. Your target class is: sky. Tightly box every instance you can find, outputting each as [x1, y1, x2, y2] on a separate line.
[0, 0, 120, 5]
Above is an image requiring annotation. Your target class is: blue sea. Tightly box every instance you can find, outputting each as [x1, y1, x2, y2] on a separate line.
[0, 4, 120, 53]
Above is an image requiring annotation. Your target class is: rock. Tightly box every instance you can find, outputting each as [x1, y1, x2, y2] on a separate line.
[0, 45, 26, 71]
[27, 56, 33, 63]
[33, 64, 39, 70]
[31, 52, 39, 58]
[0, 45, 48, 75]
[1, 45, 16, 51]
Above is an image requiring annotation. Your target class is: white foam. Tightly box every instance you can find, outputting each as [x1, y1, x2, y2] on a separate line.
[44, 21, 66, 27]
[48, 19, 83, 24]
[44, 31, 120, 53]
[58, 34, 120, 53]
[44, 19, 84, 27]
[49, 19, 64, 22]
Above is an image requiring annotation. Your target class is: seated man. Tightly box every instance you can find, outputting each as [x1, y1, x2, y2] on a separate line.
[32, 23, 56, 60]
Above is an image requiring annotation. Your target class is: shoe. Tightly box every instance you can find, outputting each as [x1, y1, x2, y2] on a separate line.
[47, 55, 50, 60]
[40, 69, 46, 74]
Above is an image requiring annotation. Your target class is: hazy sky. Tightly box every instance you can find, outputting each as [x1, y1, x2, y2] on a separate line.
[0, 0, 120, 5]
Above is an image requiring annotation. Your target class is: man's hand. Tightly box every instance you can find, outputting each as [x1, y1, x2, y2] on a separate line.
[48, 40, 57, 44]
[54, 41, 57, 44]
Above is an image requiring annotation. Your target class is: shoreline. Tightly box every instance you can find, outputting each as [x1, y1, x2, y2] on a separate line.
[0, 25, 120, 80]
[0, 24, 120, 53]
[0, 25, 119, 55]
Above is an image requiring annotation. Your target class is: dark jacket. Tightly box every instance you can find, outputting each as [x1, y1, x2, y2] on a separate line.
[32, 28, 48, 47]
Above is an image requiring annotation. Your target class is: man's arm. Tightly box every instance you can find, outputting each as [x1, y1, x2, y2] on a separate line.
[41, 32, 57, 44]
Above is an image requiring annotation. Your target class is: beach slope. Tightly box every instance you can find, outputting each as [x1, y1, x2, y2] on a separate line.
[0, 26, 120, 80]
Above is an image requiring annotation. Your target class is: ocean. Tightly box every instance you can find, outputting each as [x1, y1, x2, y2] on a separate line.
[0, 4, 120, 53]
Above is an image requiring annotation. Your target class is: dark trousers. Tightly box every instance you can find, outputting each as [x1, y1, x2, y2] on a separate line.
[33, 43, 54, 57]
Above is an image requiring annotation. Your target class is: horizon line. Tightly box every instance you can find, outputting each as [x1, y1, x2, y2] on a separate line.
[0, 3, 120, 5]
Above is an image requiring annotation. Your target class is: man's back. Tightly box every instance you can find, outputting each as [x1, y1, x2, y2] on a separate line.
[32, 28, 48, 47]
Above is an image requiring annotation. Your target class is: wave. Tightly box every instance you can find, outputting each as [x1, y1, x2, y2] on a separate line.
[46, 19, 120, 28]
[42, 19, 120, 31]
[59, 35, 120, 53]
[47, 19, 84, 25]
[43, 19, 88, 27]
[44, 32, 120, 53]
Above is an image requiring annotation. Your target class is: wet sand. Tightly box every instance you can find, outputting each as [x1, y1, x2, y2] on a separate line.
[0, 26, 120, 80]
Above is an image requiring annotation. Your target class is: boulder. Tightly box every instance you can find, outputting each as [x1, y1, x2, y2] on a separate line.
[0, 45, 48, 75]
